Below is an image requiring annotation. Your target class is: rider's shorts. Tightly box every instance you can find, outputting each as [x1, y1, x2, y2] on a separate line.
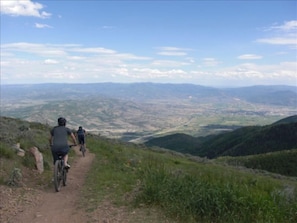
[78, 135, 85, 144]
[51, 147, 70, 164]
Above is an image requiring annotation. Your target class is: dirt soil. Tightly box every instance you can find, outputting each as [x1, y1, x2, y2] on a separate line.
[0, 147, 129, 223]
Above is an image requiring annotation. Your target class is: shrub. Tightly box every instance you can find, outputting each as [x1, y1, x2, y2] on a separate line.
[0, 142, 15, 159]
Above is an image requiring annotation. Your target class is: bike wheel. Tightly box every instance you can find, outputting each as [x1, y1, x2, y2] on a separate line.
[54, 160, 62, 192]
[81, 145, 86, 157]
[62, 167, 67, 186]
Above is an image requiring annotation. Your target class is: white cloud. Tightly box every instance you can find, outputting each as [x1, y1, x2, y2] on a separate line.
[70, 47, 116, 54]
[158, 51, 188, 56]
[114, 53, 151, 61]
[271, 20, 297, 32]
[1, 42, 296, 86]
[202, 58, 220, 67]
[238, 54, 263, 60]
[0, 0, 51, 18]
[35, 23, 52, 29]
[217, 62, 297, 80]
[156, 46, 193, 57]
[151, 60, 190, 67]
[257, 37, 297, 45]
[257, 20, 297, 48]
[44, 59, 59, 64]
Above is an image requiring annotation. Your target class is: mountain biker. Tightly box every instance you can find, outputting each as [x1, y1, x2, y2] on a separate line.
[77, 126, 86, 150]
[49, 117, 77, 168]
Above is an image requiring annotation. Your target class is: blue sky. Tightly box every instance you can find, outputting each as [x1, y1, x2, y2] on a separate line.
[1, 0, 296, 86]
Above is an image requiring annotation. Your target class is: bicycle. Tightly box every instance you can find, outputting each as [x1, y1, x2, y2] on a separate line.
[53, 145, 75, 192]
[80, 144, 86, 157]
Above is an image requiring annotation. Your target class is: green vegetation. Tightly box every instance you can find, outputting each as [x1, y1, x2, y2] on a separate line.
[219, 149, 297, 177]
[0, 116, 71, 184]
[1, 117, 297, 222]
[146, 116, 297, 163]
[85, 135, 297, 223]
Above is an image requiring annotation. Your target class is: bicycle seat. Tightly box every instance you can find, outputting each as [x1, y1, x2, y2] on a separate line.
[56, 152, 65, 159]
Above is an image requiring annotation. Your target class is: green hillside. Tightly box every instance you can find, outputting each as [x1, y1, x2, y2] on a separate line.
[218, 149, 297, 177]
[145, 115, 297, 175]
[1, 116, 297, 222]
[198, 120, 297, 158]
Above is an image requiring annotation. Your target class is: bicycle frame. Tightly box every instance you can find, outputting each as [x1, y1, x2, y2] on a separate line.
[80, 144, 86, 157]
[53, 145, 75, 192]
[54, 155, 67, 192]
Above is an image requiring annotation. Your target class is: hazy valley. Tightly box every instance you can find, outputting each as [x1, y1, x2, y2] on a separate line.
[1, 83, 296, 142]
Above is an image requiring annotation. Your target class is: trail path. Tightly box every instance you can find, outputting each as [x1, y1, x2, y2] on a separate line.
[1, 147, 172, 223]
[6, 147, 95, 223]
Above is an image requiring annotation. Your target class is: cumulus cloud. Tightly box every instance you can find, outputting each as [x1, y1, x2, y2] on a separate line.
[151, 60, 190, 67]
[1, 41, 296, 85]
[0, 0, 51, 18]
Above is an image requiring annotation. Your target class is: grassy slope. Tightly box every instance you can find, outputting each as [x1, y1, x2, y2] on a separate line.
[145, 115, 297, 159]
[85, 135, 297, 223]
[1, 117, 297, 222]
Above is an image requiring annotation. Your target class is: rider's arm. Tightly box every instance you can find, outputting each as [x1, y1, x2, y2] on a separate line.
[70, 132, 77, 145]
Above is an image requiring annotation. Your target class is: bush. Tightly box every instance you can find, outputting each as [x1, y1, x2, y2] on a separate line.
[0, 142, 15, 159]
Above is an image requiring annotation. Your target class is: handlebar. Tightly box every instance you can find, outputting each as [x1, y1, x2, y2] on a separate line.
[49, 144, 77, 149]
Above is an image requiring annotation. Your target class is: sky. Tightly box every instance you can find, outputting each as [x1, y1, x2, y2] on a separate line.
[1, 0, 297, 87]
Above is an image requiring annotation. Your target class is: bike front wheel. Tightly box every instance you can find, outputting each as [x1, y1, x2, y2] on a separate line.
[54, 160, 63, 192]
[62, 167, 67, 186]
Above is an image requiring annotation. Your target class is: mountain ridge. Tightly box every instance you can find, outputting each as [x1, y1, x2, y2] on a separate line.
[1, 83, 296, 140]
[2, 82, 297, 106]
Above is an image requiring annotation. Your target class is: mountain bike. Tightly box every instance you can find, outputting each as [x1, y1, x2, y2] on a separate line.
[80, 144, 86, 157]
[53, 145, 75, 192]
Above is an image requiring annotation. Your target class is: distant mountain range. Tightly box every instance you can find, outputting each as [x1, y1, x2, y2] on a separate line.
[145, 115, 297, 158]
[1, 83, 296, 140]
[2, 83, 297, 106]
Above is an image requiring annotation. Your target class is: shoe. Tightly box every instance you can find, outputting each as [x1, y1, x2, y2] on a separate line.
[65, 163, 71, 169]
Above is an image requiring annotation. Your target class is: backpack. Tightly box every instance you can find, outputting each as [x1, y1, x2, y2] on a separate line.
[77, 128, 84, 136]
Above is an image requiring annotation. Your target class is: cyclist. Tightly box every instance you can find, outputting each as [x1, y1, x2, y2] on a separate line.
[49, 117, 77, 168]
[77, 126, 86, 150]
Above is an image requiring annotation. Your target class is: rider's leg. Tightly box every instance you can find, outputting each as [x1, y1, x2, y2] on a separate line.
[82, 137, 85, 148]
[63, 152, 70, 168]
[64, 154, 69, 165]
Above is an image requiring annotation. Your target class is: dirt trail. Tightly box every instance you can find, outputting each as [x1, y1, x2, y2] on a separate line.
[1, 147, 172, 223]
[8, 147, 95, 223]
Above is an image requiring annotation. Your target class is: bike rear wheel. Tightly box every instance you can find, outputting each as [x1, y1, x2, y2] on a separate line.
[54, 160, 63, 192]
[81, 145, 86, 157]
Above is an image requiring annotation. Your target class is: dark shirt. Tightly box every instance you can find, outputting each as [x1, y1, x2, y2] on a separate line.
[50, 126, 72, 151]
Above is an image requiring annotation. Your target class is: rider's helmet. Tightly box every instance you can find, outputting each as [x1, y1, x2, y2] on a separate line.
[79, 126, 82, 129]
[58, 117, 66, 126]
